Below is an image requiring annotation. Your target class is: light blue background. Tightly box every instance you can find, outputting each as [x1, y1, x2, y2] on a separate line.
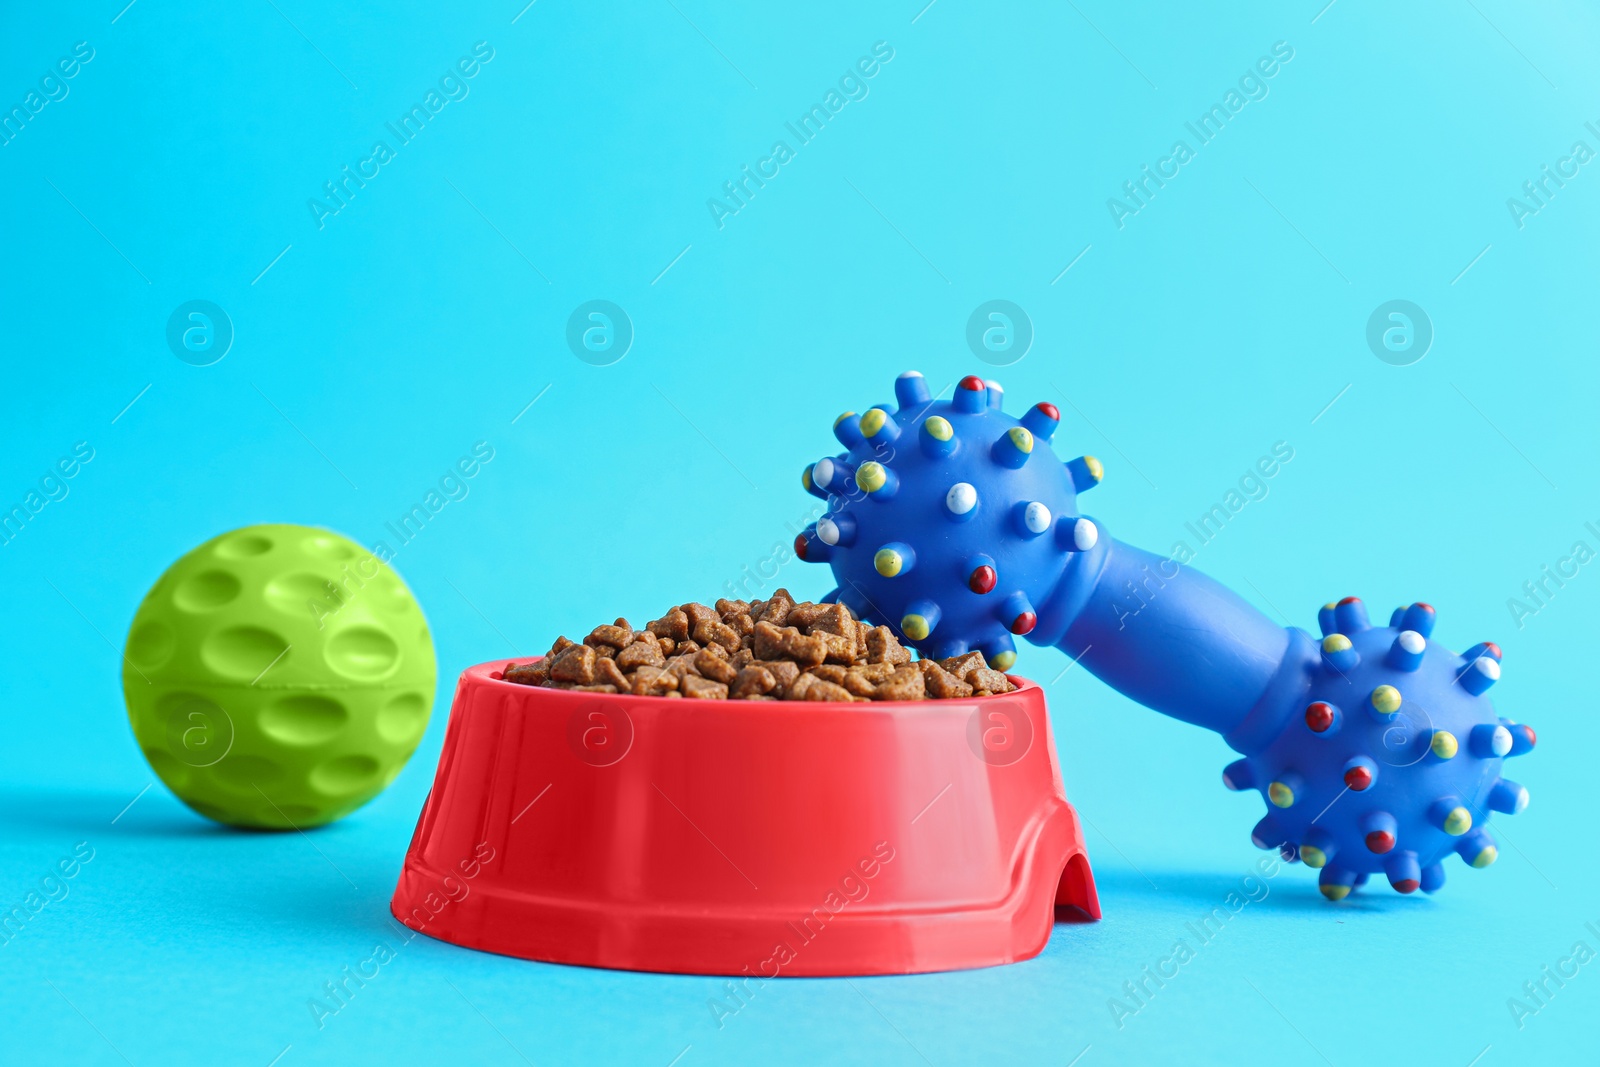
[2, 1, 1597, 1063]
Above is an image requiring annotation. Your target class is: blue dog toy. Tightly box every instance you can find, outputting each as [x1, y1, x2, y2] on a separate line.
[797, 372, 1536, 899]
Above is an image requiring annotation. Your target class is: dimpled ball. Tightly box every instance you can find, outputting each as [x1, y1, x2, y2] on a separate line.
[122, 524, 436, 829]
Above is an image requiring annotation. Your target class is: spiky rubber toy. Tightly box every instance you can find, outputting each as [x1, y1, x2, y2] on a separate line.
[796, 371, 1536, 900]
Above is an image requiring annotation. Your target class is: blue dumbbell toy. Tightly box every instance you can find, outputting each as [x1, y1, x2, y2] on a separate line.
[796, 372, 1537, 899]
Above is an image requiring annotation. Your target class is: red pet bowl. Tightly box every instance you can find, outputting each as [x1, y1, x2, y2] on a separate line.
[391, 660, 1099, 976]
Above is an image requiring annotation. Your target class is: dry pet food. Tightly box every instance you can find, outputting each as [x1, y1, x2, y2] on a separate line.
[501, 589, 1018, 702]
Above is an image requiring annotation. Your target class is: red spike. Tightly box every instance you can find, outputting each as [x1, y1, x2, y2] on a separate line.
[1034, 402, 1059, 421]
[1338, 596, 1361, 606]
[1365, 830, 1395, 854]
[958, 375, 986, 392]
[1010, 612, 1037, 636]
[1521, 724, 1536, 748]
[793, 533, 808, 561]
[1305, 702, 1335, 733]
[1392, 878, 1420, 894]
[1485, 641, 1502, 659]
[968, 565, 996, 594]
[1344, 764, 1374, 790]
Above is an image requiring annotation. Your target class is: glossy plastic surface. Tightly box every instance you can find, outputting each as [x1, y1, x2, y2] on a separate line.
[391, 662, 1098, 976]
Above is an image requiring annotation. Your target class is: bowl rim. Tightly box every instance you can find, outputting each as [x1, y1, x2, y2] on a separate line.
[463, 657, 1035, 709]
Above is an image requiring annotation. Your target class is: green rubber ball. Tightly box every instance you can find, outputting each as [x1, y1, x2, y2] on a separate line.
[122, 524, 436, 829]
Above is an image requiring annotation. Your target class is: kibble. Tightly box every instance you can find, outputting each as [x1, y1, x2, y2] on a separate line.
[503, 590, 1018, 702]
[597, 656, 633, 691]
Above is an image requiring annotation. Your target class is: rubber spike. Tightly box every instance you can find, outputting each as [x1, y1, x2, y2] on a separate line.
[833, 412, 867, 451]
[1361, 811, 1397, 854]
[811, 456, 857, 496]
[1321, 634, 1359, 673]
[1488, 778, 1529, 814]
[859, 406, 902, 448]
[1428, 797, 1473, 836]
[952, 375, 987, 413]
[1055, 516, 1098, 552]
[1386, 630, 1426, 671]
[1333, 596, 1370, 634]
[899, 599, 941, 642]
[795, 526, 832, 563]
[944, 481, 979, 522]
[982, 633, 1017, 672]
[1304, 701, 1341, 735]
[1222, 759, 1255, 791]
[1317, 602, 1338, 636]
[1001, 591, 1037, 635]
[924, 636, 969, 660]
[1400, 602, 1437, 637]
[1014, 500, 1052, 538]
[1503, 721, 1537, 756]
[1065, 455, 1104, 494]
[1459, 655, 1500, 695]
[1469, 723, 1513, 758]
[1319, 865, 1358, 901]
[854, 461, 900, 500]
[965, 554, 997, 594]
[1299, 827, 1336, 869]
[1420, 862, 1446, 894]
[874, 542, 916, 578]
[1385, 850, 1421, 894]
[919, 416, 958, 459]
[1267, 772, 1303, 808]
[1343, 755, 1377, 791]
[1019, 402, 1060, 442]
[992, 426, 1034, 469]
[1368, 684, 1402, 720]
[1428, 729, 1459, 761]
[801, 464, 829, 500]
[1456, 829, 1498, 868]
[1251, 814, 1286, 851]
[893, 370, 931, 410]
[815, 513, 857, 548]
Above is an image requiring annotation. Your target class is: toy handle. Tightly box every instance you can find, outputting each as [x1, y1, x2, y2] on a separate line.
[1050, 532, 1306, 749]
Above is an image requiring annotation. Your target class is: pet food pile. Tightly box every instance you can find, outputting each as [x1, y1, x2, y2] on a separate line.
[502, 589, 1017, 701]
